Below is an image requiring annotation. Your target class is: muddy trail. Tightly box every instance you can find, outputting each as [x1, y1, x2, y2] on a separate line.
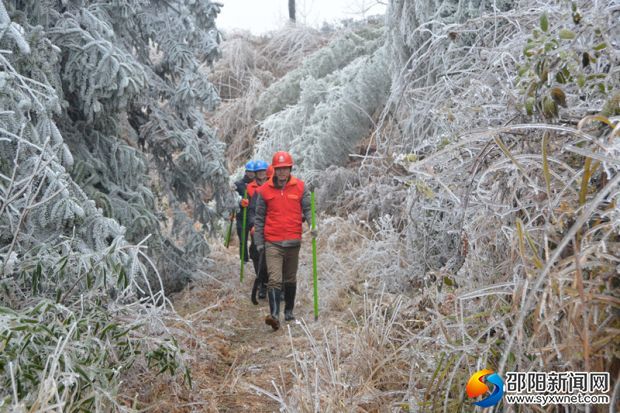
[130, 240, 336, 412]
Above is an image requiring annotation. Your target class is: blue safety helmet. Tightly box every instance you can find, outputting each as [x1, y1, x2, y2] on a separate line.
[245, 160, 255, 171]
[253, 160, 268, 171]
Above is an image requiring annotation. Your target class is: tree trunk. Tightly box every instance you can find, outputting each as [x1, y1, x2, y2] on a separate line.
[288, 0, 296, 22]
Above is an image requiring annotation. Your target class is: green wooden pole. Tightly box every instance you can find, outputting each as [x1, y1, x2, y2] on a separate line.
[311, 191, 319, 321]
[224, 211, 234, 248]
[240, 190, 248, 283]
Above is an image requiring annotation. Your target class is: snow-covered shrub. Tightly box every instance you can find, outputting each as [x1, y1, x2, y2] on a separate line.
[207, 26, 327, 169]
[207, 34, 271, 166]
[258, 24, 327, 77]
[313, 165, 360, 214]
[261, 1, 618, 411]
[209, 33, 269, 101]
[365, 0, 619, 410]
[255, 45, 391, 176]
[255, 25, 385, 121]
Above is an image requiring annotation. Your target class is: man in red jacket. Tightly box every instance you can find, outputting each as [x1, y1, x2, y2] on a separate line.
[254, 151, 316, 331]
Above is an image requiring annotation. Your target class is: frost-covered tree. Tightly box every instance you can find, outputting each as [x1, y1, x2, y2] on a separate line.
[2, 0, 232, 294]
[255, 25, 384, 120]
[0, 0, 230, 409]
[255, 45, 390, 177]
[207, 26, 328, 167]
[253, 23, 388, 176]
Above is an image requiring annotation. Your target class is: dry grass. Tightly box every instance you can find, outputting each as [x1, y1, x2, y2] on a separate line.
[128, 2, 619, 412]
[206, 26, 328, 171]
[237, 4, 618, 408]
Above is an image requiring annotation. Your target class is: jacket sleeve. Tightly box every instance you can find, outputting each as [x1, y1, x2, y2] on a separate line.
[301, 186, 312, 225]
[247, 192, 258, 228]
[254, 193, 266, 247]
[234, 179, 246, 198]
[234, 180, 245, 217]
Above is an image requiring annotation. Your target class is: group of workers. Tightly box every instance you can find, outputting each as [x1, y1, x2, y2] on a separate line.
[233, 151, 316, 331]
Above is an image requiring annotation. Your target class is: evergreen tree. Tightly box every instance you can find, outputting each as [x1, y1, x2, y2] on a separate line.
[0, 0, 230, 408]
[1, 0, 233, 295]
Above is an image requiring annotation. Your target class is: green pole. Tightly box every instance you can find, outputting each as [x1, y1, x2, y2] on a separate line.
[311, 191, 319, 321]
[224, 211, 234, 248]
[240, 190, 248, 283]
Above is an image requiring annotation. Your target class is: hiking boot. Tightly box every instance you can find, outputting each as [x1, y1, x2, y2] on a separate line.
[258, 282, 267, 299]
[284, 283, 296, 321]
[265, 288, 281, 331]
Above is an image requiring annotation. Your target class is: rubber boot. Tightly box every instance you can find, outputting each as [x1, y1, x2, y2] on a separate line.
[258, 282, 267, 299]
[265, 288, 281, 331]
[251, 277, 260, 305]
[284, 284, 297, 321]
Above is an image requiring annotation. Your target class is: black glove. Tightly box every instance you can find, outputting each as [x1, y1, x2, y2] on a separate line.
[249, 243, 259, 261]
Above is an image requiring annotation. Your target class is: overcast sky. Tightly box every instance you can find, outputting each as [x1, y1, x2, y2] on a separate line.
[216, 0, 387, 34]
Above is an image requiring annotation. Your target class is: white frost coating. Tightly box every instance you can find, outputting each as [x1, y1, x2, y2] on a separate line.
[255, 45, 391, 178]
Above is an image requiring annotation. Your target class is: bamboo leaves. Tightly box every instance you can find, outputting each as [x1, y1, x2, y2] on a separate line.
[540, 13, 549, 32]
[518, 3, 614, 120]
[0, 0, 214, 408]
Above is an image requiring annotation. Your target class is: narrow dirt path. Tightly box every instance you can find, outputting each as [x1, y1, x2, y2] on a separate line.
[153, 244, 318, 412]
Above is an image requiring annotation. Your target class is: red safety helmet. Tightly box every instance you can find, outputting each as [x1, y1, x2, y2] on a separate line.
[272, 151, 293, 168]
[266, 165, 274, 178]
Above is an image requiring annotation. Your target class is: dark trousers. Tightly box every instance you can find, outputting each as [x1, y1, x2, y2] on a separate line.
[249, 237, 268, 283]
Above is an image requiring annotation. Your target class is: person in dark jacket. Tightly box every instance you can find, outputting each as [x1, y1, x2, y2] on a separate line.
[254, 152, 316, 331]
[234, 160, 256, 262]
[246, 160, 269, 303]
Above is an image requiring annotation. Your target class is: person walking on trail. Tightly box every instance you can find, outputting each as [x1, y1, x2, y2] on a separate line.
[245, 160, 269, 301]
[234, 160, 256, 262]
[254, 164, 277, 301]
[254, 151, 317, 331]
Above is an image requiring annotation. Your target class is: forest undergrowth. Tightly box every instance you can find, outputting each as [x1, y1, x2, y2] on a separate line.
[204, 0, 620, 411]
[0, 0, 618, 411]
